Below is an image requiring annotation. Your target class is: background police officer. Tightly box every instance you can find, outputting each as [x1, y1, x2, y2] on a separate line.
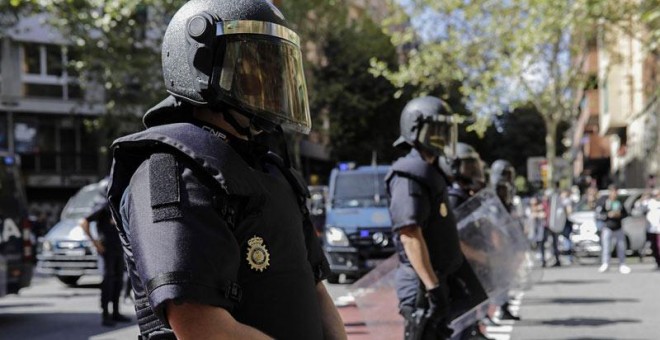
[448, 143, 486, 209]
[446, 143, 492, 340]
[106, 1, 346, 339]
[386, 96, 461, 339]
[80, 196, 131, 326]
[489, 159, 522, 321]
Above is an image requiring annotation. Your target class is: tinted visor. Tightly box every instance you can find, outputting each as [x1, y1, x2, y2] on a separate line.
[215, 21, 311, 134]
[418, 118, 457, 157]
[460, 158, 485, 184]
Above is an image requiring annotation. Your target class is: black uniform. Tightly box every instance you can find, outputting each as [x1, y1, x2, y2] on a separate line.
[386, 149, 463, 311]
[447, 184, 470, 210]
[107, 114, 329, 339]
[86, 202, 124, 317]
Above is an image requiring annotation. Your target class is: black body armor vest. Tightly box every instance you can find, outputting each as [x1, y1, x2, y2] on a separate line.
[107, 123, 324, 339]
[386, 152, 463, 277]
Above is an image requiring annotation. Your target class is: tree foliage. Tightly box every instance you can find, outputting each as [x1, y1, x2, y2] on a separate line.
[374, 0, 648, 183]
[311, 14, 410, 164]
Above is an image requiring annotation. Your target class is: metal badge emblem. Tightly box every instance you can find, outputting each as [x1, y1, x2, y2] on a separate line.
[246, 236, 270, 272]
[440, 203, 448, 217]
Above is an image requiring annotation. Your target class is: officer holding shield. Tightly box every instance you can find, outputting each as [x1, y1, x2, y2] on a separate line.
[386, 96, 462, 339]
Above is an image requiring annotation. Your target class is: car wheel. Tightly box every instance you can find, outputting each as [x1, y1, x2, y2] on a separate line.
[326, 273, 341, 284]
[57, 275, 81, 286]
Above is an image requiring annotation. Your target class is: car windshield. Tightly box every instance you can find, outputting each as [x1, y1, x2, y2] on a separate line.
[333, 172, 389, 208]
[61, 186, 105, 220]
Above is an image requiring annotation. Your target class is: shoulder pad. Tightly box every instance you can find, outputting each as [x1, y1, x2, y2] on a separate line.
[111, 123, 263, 197]
[390, 152, 444, 192]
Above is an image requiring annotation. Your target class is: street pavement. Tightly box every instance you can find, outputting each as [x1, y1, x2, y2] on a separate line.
[511, 259, 660, 340]
[2, 258, 659, 339]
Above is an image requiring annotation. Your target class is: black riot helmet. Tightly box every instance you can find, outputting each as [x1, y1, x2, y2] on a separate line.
[452, 142, 486, 192]
[157, 0, 311, 134]
[490, 159, 516, 207]
[489, 159, 515, 188]
[394, 96, 458, 159]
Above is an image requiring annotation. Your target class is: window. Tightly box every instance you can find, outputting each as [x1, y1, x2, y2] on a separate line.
[20, 43, 80, 100]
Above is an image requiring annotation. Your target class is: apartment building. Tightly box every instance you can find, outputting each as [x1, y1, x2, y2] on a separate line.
[0, 15, 106, 221]
[573, 21, 659, 189]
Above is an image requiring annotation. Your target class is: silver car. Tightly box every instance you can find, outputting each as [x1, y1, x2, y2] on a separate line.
[569, 188, 649, 259]
[36, 179, 107, 286]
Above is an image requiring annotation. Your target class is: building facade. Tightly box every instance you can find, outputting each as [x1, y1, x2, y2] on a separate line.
[573, 21, 659, 190]
[1, 15, 106, 223]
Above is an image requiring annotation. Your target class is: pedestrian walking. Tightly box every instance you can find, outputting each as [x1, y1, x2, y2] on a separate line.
[540, 191, 562, 268]
[597, 184, 631, 274]
[80, 196, 131, 326]
[644, 189, 660, 269]
[386, 96, 461, 339]
[105, 1, 346, 338]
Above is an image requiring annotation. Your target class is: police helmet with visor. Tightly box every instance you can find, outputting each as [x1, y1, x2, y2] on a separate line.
[394, 96, 458, 159]
[490, 159, 516, 206]
[159, 0, 311, 134]
[453, 142, 485, 192]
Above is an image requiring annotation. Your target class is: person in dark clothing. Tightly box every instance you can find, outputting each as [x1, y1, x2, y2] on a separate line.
[597, 184, 631, 274]
[104, 1, 345, 339]
[80, 198, 131, 326]
[386, 96, 462, 339]
[446, 143, 492, 340]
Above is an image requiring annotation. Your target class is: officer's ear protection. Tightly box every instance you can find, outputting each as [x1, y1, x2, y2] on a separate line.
[185, 11, 221, 96]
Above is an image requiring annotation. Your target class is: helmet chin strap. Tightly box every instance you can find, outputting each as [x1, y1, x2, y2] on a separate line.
[222, 110, 253, 139]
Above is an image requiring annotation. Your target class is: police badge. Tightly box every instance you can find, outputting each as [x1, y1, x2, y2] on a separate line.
[440, 202, 448, 217]
[246, 236, 270, 272]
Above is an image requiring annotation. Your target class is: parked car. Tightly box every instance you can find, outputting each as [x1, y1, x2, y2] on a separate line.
[569, 188, 648, 259]
[36, 179, 107, 286]
[0, 152, 35, 297]
[322, 164, 394, 283]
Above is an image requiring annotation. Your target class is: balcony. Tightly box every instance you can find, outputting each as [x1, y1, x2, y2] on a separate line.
[20, 152, 100, 188]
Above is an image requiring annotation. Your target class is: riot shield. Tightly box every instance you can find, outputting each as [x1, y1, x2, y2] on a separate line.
[348, 255, 403, 340]
[453, 189, 531, 304]
[548, 192, 567, 233]
[348, 255, 490, 339]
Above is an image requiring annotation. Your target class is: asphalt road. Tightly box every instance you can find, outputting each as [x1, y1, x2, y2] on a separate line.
[0, 273, 355, 340]
[511, 259, 660, 340]
[4, 259, 658, 340]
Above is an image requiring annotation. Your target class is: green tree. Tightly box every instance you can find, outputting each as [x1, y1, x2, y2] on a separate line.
[373, 0, 646, 183]
[312, 15, 410, 164]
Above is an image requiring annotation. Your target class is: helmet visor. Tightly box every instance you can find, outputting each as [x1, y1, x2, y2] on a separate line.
[417, 118, 457, 157]
[216, 25, 311, 134]
[460, 158, 485, 184]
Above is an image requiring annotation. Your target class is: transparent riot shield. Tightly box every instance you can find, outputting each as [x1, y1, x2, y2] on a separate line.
[548, 192, 567, 233]
[348, 255, 403, 340]
[453, 189, 532, 304]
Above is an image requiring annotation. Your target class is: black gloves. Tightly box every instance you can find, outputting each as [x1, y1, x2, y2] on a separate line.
[426, 284, 450, 321]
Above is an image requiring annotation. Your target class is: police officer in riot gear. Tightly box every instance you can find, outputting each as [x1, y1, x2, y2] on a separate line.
[106, 1, 345, 339]
[447, 143, 486, 209]
[489, 159, 521, 321]
[386, 96, 462, 339]
[489, 160, 516, 212]
[446, 143, 493, 340]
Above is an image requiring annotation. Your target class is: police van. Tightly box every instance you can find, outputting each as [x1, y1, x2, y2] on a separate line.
[0, 152, 35, 297]
[36, 179, 106, 286]
[322, 164, 394, 283]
